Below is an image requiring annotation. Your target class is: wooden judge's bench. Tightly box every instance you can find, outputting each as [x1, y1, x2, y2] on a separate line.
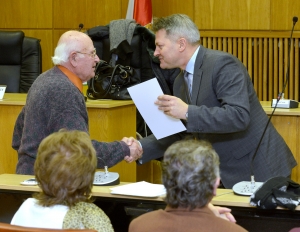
[0, 94, 300, 184]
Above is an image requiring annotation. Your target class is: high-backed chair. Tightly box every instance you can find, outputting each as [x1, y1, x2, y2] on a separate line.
[0, 31, 42, 93]
[0, 222, 96, 232]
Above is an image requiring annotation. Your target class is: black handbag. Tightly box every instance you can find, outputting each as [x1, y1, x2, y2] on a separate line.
[87, 60, 140, 100]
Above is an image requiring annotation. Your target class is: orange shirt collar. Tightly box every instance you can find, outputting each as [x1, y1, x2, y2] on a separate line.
[57, 65, 83, 93]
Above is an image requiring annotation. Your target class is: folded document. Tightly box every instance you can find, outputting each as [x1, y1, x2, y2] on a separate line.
[110, 181, 166, 198]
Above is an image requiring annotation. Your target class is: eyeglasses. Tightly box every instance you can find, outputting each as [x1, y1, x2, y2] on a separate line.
[76, 49, 97, 58]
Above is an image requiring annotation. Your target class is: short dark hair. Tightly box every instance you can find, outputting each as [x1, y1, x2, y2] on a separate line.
[162, 140, 220, 210]
[34, 130, 97, 207]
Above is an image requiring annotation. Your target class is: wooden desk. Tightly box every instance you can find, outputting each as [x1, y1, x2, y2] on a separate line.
[0, 93, 137, 182]
[0, 174, 232, 202]
[146, 102, 300, 184]
[1, 94, 300, 184]
[261, 101, 300, 183]
[1, 174, 300, 232]
[1, 174, 299, 209]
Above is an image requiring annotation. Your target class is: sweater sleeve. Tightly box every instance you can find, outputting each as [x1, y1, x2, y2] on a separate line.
[92, 140, 130, 168]
[12, 107, 25, 151]
[48, 104, 130, 168]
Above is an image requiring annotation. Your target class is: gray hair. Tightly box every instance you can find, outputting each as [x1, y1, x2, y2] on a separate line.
[152, 14, 200, 45]
[51, 32, 85, 65]
[162, 139, 220, 210]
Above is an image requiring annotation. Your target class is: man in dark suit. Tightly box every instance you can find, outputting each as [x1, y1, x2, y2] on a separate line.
[138, 14, 297, 188]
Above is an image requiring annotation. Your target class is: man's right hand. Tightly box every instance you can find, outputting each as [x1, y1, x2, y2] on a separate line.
[122, 137, 143, 163]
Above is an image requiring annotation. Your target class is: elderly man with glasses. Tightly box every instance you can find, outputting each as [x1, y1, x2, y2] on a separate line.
[12, 30, 143, 175]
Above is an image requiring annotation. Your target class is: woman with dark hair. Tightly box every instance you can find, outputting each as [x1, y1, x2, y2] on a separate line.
[11, 130, 114, 232]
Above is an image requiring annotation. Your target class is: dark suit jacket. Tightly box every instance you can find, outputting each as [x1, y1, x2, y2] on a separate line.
[140, 46, 297, 188]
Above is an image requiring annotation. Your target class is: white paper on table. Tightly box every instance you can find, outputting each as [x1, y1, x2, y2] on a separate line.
[128, 78, 186, 139]
[110, 181, 166, 198]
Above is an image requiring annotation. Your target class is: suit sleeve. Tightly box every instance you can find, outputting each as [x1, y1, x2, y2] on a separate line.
[139, 133, 184, 164]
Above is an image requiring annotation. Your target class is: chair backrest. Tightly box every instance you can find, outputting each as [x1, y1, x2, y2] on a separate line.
[0, 30, 42, 93]
[0, 222, 97, 232]
[0, 31, 23, 92]
[20, 36, 42, 93]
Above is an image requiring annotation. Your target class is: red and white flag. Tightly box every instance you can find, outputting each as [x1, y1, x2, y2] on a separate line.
[126, 0, 152, 26]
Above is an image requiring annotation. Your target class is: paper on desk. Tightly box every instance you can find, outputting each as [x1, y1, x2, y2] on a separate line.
[128, 78, 186, 139]
[110, 181, 166, 198]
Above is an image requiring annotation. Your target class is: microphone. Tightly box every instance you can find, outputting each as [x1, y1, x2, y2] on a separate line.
[78, 23, 84, 32]
[232, 16, 298, 195]
[271, 16, 299, 108]
[93, 157, 120, 186]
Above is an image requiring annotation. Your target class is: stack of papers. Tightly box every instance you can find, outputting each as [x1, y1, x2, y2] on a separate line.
[110, 181, 166, 198]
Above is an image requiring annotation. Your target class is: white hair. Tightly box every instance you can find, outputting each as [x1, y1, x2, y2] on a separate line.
[51, 39, 84, 65]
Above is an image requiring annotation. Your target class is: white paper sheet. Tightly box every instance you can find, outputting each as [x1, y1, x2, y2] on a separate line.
[110, 181, 166, 198]
[128, 78, 186, 139]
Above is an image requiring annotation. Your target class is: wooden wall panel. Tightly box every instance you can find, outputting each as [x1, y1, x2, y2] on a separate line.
[271, 0, 300, 30]
[52, 30, 67, 49]
[1, 0, 300, 74]
[0, 0, 52, 28]
[152, 0, 194, 19]
[53, 0, 124, 29]
[200, 31, 300, 101]
[195, 0, 270, 30]
[121, 0, 129, 18]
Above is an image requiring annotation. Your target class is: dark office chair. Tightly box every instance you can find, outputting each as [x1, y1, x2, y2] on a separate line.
[0, 31, 42, 93]
[0, 222, 97, 232]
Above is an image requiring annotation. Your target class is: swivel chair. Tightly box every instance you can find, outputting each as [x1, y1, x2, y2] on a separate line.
[0, 31, 42, 93]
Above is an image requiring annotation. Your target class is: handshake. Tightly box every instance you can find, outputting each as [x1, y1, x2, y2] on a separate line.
[122, 137, 143, 163]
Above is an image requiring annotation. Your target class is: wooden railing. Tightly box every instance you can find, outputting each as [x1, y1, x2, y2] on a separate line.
[201, 31, 300, 101]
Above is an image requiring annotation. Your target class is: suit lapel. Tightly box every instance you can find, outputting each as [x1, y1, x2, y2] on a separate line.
[192, 46, 206, 104]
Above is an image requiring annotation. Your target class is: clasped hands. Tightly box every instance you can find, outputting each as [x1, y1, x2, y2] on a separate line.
[122, 137, 143, 163]
[121, 95, 187, 163]
[155, 94, 188, 120]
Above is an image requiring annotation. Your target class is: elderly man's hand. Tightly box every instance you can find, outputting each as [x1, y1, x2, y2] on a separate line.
[122, 137, 143, 163]
[155, 94, 188, 119]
